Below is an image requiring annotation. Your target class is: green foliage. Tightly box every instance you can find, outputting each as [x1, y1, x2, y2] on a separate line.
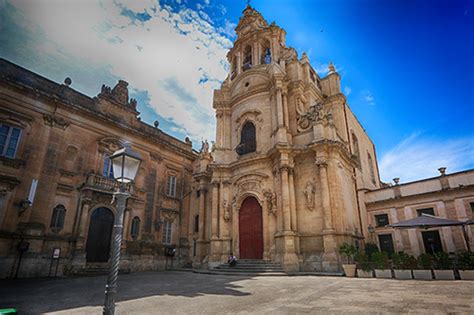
[338, 242, 357, 264]
[371, 251, 390, 269]
[355, 252, 373, 271]
[433, 252, 452, 270]
[455, 252, 474, 270]
[392, 252, 417, 269]
[417, 253, 433, 269]
[364, 243, 380, 259]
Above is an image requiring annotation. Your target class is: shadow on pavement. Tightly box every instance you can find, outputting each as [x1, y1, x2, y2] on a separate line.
[0, 271, 253, 314]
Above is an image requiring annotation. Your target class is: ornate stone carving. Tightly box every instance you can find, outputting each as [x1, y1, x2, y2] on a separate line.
[303, 181, 316, 211]
[263, 189, 277, 215]
[231, 195, 238, 212]
[296, 102, 333, 132]
[162, 209, 178, 223]
[223, 199, 230, 222]
[99, 80, 137, 110]
[315, 157, 328, 168]
[43, 114, 70, 129]
[150, 152, 163, 163]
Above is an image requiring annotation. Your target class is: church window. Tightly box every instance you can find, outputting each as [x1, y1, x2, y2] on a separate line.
[162, 220, 172, 245]
[231, 59, 237, 80]
[0, 124, 22, 158]
[367, 153, 376, 184]
[166, 175, 177, 197]
[309, 69, 316, 83]
[352, 133, 360, 157]
[131, 216, 140, 240]
[50, 204, 66, 232]
[236, 121, 256, 156]
[102, 154, 114, 178]
[243, 45, 252, 71]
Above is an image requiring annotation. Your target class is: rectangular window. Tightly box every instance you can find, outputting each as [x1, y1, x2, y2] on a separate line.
[166, 175, 177, 197]
[375, 214, 389, 227]
[162, 220, 172, 245]
[417, 208, 435, 217]
[422, 230, 443, 254]
[102, 155, 114, 178]
[0, 124, 22, 158]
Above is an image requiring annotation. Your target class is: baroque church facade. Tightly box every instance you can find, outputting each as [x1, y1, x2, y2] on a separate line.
[0, 5, 472, 278]
[191, 6, 381, 272]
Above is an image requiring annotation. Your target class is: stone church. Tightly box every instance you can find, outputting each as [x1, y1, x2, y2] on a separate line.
[0, 5, 472, 278]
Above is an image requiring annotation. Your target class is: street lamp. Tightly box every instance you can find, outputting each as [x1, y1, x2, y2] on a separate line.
[103, 143, 141, 315]
[367, 224, 375, 243]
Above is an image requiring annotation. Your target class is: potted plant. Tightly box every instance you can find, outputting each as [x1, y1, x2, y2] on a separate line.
[372, 251, 391, 278]
[433, 252, 455, 280]
[456, 252, 474, 280]
[392, 252, 416, 279]
[338, 243, 357, 277]
[356, 252, 373, 278]
[413, 253, 433, 280]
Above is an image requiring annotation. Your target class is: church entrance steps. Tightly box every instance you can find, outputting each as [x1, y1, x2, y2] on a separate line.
[73, 263, 130, 276]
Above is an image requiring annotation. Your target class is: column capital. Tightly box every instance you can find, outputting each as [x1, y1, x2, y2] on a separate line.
[315, 157, 328, 169]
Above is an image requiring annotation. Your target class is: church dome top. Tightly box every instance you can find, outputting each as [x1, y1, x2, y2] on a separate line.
[235, 4, 268, 38]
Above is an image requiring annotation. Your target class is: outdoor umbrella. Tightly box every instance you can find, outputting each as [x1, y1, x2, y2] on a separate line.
[387, 213, 470, 252]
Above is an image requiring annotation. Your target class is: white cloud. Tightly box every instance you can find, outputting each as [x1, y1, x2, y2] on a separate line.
[344, 86, 352, 96]
[9, 0, 232, 143]
[379, 132, 474, 183]
[362, 90, 375, 105]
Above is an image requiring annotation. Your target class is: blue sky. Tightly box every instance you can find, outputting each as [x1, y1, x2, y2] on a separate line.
[0, 0, 473, 183]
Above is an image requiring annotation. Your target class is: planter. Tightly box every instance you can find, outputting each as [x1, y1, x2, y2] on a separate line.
[394, 269, 412, 280]
[433, 270, 455, 280]
[459, 270, 474, 280]
[413, 270, 433, 280]
[357, 269, 373, 278]
[342, 264, 356, 277]
[375, 269, 392, 279]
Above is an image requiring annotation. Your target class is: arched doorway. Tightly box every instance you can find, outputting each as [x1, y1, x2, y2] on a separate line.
[86, 207, 114, 262]
[239, 196, 263, 259]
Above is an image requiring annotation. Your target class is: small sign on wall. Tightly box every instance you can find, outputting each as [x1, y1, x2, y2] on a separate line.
[52, 248, 61, 259]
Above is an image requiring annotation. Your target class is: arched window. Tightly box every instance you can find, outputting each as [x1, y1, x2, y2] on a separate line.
[261, 40, 271, 64]
[236, 121, 256, 156]
[231, 58, 237, 80]
[50, 204, 66, 232]
[351, 133, 360, 158]
[243, 45, 252, 71]
[367, 153, 376, 184]
[131, 216, 140, 240]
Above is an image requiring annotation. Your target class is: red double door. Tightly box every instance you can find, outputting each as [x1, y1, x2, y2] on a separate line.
[239, 196, 263, 259]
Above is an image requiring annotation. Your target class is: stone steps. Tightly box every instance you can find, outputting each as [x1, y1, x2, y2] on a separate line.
[207, 260, 285, 276]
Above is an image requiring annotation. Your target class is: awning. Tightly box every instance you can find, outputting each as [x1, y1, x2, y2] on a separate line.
[387, 213, 464, 229]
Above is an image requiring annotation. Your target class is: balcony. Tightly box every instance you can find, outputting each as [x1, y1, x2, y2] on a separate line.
[81, 173, 134, 194]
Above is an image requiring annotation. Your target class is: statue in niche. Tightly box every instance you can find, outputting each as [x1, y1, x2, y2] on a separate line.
[303, 181, 316, 210]
[263, 48, 272, 64]
[223, 199, 230, 222]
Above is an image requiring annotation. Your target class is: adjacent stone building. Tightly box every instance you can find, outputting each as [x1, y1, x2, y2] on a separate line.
[0, 58, 196, 278]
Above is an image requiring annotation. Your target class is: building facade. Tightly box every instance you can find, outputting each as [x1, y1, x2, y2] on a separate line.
[0, 58, 196, 278]
[189, 5, 473, 272]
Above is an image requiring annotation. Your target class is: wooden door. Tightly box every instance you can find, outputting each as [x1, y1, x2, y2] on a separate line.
[86, 207, 114, 262]
[239, 196, 263, 259]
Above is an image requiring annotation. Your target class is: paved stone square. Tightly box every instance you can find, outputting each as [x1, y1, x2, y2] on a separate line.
[1, 271, 473, 314]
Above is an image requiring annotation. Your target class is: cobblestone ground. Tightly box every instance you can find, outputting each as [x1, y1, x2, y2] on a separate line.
[1, 271, 473, 314]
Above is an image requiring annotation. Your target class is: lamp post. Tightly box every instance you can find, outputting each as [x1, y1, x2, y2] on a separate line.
[103, 143, 141, 315]
[367, 224, 375, 243]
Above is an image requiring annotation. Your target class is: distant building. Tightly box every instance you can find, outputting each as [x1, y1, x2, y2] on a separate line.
[0, 58, 196, 278]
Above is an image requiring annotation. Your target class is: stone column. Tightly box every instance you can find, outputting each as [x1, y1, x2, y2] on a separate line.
[280, 166, 292, 231]
[253, 40, 259, 66]
[198, 182, 206, 241]
[76, 199, 92, 250]
[317, 157, 338, 272]
[236, 51, 242, 75]
[276, 88, 284, 128]
[123, 209, 131, 241]
[211, 183, 219, 239]
[282, 91, 290, 128]
[289, 169, 297, 231]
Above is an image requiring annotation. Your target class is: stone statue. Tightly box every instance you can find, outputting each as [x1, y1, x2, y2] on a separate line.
[303, 181, 315, 210]
[223, 199, 230, 222]
[263, 189, 277, 215]
[200, 139, 209, 154]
